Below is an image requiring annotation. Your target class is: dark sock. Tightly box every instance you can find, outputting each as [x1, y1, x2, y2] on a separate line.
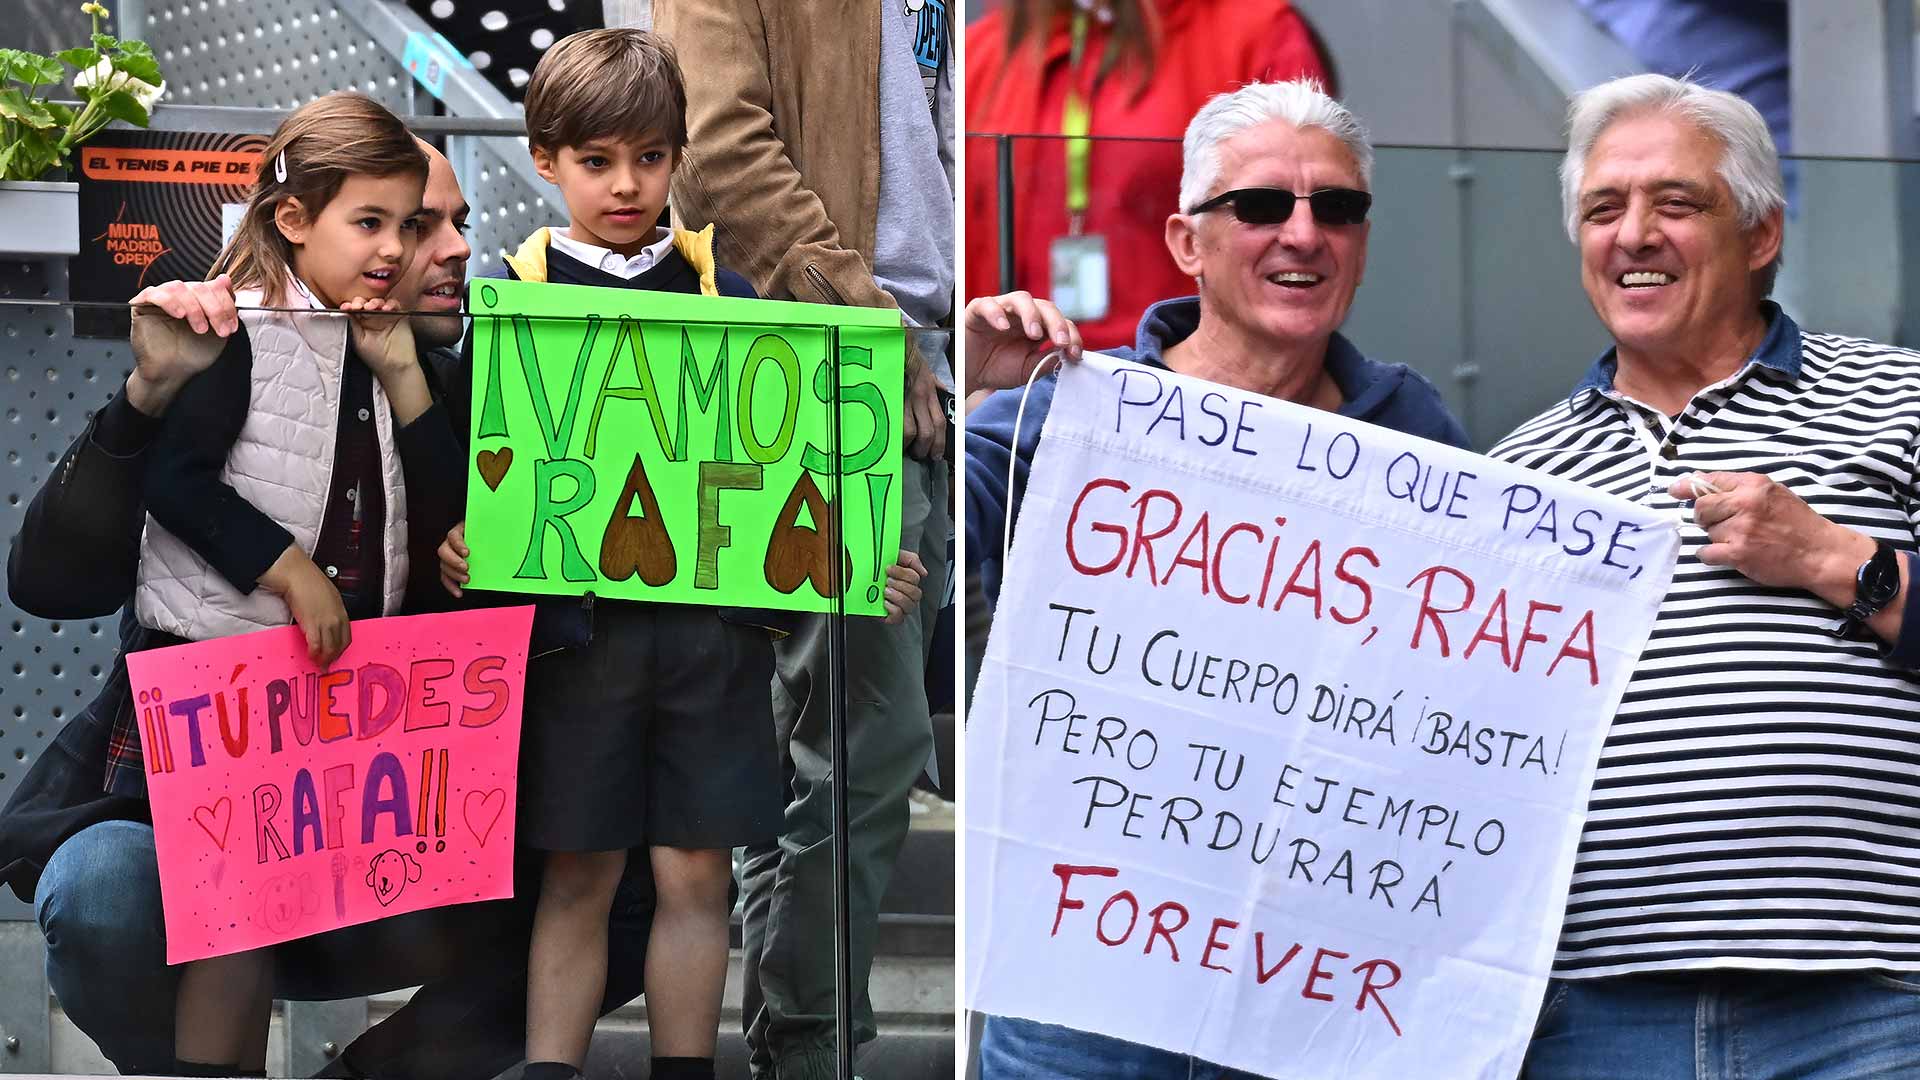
[523, 1062, 584, 1080]
[173, 1060, 242, 1077]
[650, 1057, 715, 1080]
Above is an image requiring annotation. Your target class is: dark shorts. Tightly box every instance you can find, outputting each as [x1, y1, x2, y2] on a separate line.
[517, 602, 782, 852]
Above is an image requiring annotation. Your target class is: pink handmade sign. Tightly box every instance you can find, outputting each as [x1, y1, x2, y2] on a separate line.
[125, 606, 535, 964]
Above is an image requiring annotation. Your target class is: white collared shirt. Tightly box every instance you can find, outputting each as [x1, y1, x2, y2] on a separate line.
[547, 226, 675, 279]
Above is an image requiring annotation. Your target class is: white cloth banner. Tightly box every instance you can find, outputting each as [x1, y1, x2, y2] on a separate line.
[965, 354, 1679, 1079]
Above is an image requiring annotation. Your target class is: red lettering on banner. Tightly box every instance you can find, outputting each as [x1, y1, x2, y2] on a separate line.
[1050, 863, 1119, 935]
[1548, 609, 1601, 686]
[1056, 477, 1600, 681]
[1065, 478, 1130, 575]
[1044, 866, 1406, 1036]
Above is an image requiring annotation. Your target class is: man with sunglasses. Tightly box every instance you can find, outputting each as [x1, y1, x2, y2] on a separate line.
[962, 77, 1468, 1077]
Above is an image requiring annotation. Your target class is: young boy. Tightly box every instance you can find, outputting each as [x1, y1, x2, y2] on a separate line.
[451, 29, 780, 1080]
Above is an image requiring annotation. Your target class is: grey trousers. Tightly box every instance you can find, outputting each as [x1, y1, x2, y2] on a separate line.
[741, 456, 950, 1079]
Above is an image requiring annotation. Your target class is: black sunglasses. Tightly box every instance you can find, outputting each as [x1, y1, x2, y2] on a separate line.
[1187, 187, 1372, 226]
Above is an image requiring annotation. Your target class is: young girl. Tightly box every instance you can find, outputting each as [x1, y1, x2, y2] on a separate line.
[114, 91, 461, 1076]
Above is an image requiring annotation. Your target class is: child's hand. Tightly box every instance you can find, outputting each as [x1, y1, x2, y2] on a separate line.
[439, 522, 470, 598]
[881, 550, 927, 624]
[341, 296, 418, 380]
[260, 544, 352, 665]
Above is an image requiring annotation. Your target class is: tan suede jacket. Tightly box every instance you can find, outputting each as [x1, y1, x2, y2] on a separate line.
[656, 0, 894, 313]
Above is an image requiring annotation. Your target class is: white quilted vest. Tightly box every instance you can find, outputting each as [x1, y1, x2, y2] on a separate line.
[135, 277, 409, 640]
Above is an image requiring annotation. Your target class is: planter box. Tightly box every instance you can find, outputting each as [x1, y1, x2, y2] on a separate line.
[0, 180, 79, 258]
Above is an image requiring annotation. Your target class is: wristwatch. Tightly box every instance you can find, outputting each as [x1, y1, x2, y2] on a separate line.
[1835, 541, 1902, 637]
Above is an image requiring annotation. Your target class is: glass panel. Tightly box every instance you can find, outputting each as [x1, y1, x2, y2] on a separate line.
[0, 190, 949, 1073]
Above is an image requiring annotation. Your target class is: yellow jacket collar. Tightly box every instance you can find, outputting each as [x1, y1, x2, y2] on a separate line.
[502, 225, 720, 297]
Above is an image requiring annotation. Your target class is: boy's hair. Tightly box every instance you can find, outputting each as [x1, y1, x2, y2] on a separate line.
[211, 92, 427, 305]
[523, 28, 688, 153]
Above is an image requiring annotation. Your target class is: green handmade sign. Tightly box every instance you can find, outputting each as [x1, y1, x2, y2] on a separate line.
[464, 279, 904, 616]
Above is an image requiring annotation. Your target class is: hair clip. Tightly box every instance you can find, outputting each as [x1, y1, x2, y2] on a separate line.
[274, 151, 289, 183]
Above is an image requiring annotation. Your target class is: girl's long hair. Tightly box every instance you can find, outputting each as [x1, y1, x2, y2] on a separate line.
[210, 92, 426, 305]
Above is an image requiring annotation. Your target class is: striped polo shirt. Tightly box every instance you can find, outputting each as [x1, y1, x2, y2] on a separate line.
[1489, 302, 1920, 978]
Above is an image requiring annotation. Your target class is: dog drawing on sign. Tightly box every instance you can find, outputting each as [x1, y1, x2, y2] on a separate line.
[254, 874, 321, 935]
[367, 848, 423, 907]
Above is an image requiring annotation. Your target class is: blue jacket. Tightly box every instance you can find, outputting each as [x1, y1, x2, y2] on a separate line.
[964, 296, 1471, 604]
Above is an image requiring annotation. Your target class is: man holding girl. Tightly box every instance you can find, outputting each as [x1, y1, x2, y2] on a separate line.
[6, 24, 925, 1080]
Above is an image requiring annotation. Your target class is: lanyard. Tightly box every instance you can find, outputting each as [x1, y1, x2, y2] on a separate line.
[1062, 10, 1093, 229]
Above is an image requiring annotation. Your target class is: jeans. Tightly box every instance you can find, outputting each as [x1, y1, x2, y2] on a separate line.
[34, 818, 658, 1078]
[1523, 971, 1920, 1080]
[978, 1017, 1268, 1080]
[36, 819, 176, 1074]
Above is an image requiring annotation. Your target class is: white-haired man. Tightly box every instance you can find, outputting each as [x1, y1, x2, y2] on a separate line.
[964, 78, 1469, 1078]
[1493, 73, 1920, 1078]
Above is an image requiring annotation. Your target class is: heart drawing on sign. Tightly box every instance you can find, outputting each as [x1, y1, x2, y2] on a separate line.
[464, 788, 506, 847]
[477, 448, 513, 490]
[193, 798, 233, 851]
[598, 455, 676, 585]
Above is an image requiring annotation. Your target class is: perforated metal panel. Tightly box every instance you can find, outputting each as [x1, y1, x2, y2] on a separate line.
[144, 0, 414, 111]
[455, 135, 565, 273]
[403, 0, 600, 101]
[0, 263, 129, 827]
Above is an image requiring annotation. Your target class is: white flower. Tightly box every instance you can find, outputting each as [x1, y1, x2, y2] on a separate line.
[73, 59, 165, 112]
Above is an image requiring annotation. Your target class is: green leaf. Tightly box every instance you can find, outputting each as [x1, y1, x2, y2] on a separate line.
[95, 87, 148, 127]
[111, 50, 160, 87]
[57, 47, 100, 73]
[20, 153, 58, 182]
[25, 53, 63, 84]
[30, 133, 64, 165]
[0, 50, 63, 86]
[0, 88, 57, 129]
[5, 130, 62, 180]
[91, 32, 119, 53]
[44, 100, 75, 125]
[0, 145, 17, 182]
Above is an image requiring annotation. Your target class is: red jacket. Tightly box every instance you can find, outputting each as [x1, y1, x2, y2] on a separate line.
[965, 0, 1330, 350]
